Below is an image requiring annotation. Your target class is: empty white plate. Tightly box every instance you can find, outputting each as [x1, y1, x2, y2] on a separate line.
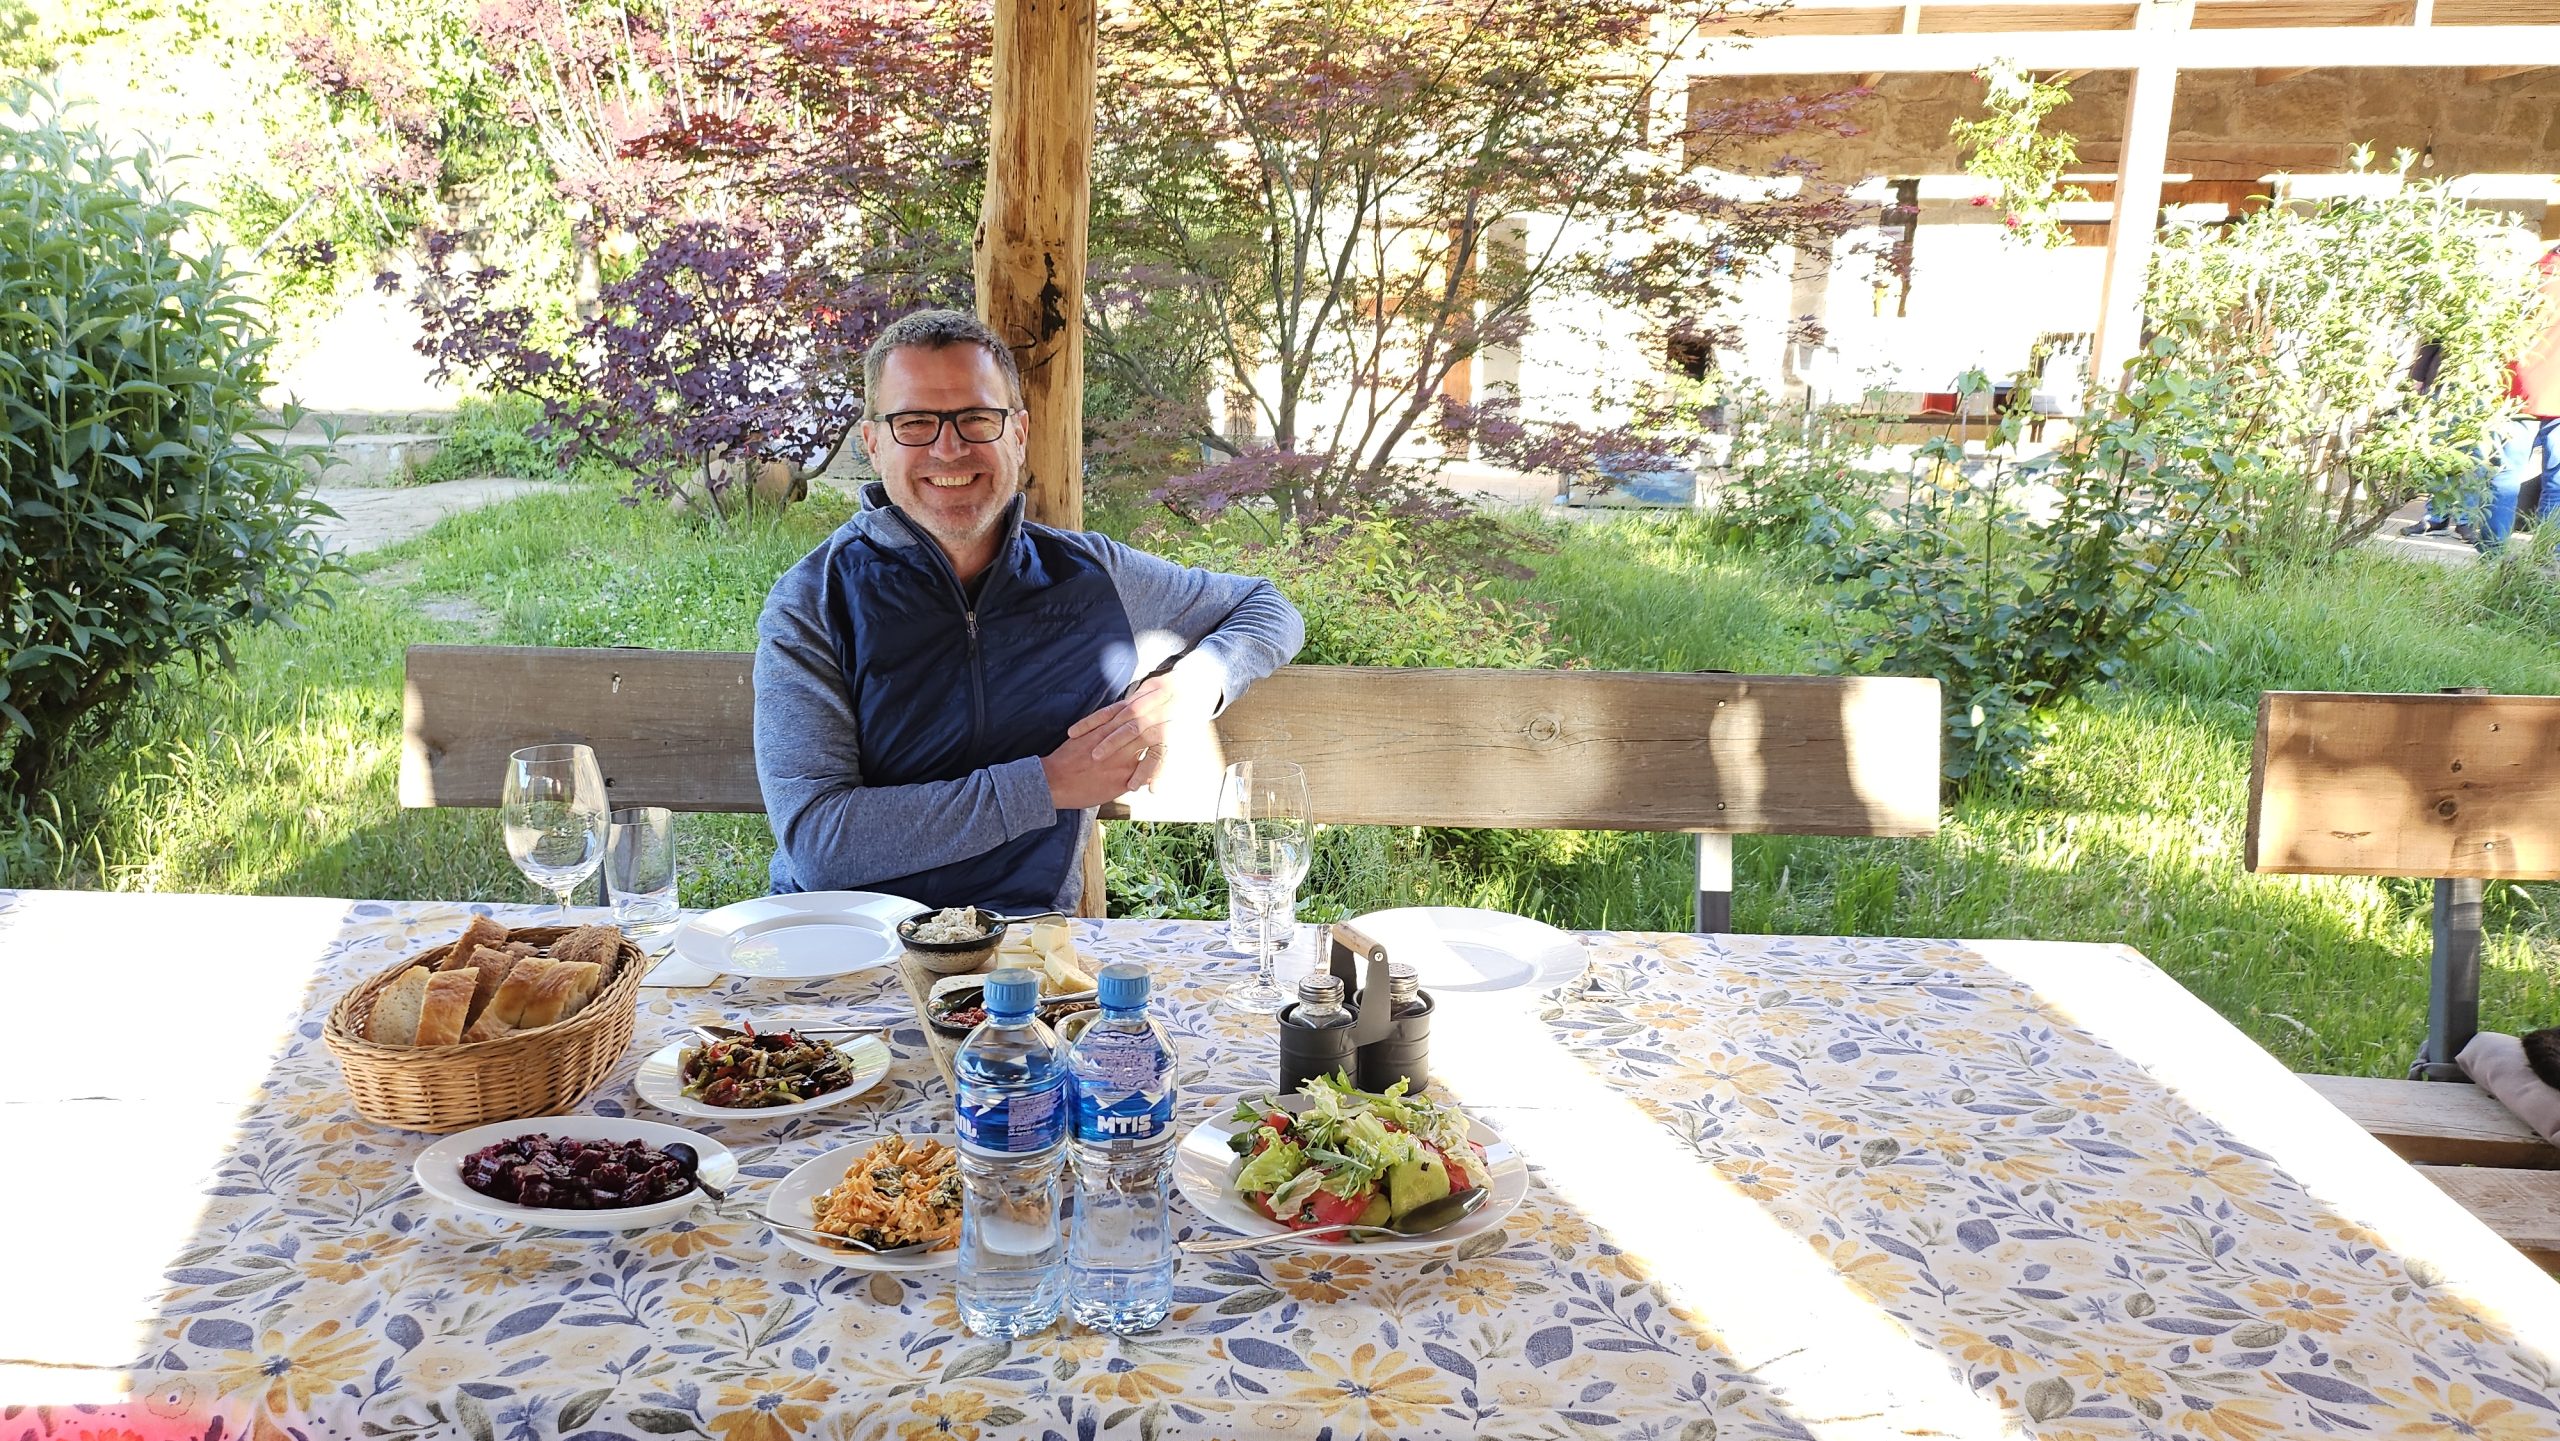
[670, 891, 919, 981]
[1343, 907, 1586, 994]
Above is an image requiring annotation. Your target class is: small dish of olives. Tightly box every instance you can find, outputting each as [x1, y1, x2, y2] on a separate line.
[414, 1117, 737, 1232]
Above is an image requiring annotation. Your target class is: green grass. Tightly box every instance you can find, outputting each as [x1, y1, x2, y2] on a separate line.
[17, 482, 856, 910]
[13, 495, 2560, 1076]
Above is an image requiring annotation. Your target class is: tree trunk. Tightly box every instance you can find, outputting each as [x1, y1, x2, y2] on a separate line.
[976, 0, 1098, 531]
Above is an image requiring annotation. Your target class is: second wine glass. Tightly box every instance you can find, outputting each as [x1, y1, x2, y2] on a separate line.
[1216, 759, 1312, 1015]
[500, 743, 610, 915]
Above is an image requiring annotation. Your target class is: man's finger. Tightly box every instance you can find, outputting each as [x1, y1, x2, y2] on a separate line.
[1066, 702, 1126, 740]
[1088, 716, 1147, 759]
[1130, 749, 1163, 790]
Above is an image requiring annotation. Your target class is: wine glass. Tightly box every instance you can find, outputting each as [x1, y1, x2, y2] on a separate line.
[500, 744, 610, 915]
[1216, 759, 1312, 1015]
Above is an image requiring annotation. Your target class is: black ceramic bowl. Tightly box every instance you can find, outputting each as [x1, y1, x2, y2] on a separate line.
[896, 908, 1006, 974]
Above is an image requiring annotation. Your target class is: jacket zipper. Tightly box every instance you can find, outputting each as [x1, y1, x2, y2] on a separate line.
[881, 500, 1017, 753]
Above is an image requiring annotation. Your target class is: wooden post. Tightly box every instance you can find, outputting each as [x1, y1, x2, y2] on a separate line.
[2091, 60, 2177, 389]
[976, 0, 1098, 531]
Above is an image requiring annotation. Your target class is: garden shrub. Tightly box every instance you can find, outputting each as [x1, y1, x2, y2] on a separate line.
[408, 394, 573, 485]
[1703, 383, 1890, 554]
[2146, 151, 2543, 563]
[0, 85, 332, 811]
[1823, 343, 2249, 785]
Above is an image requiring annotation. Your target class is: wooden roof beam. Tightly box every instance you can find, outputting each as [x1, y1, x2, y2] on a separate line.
[1688, 24, 2560, 75]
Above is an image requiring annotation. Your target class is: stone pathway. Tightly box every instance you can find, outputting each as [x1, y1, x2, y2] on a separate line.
[312, 477, 569, 556]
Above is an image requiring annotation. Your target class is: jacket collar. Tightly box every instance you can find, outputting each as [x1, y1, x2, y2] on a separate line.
[855, 481, 1031, 573]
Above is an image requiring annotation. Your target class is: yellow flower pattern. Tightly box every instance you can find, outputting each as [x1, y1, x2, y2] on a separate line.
[80, 907, 2560, 1440]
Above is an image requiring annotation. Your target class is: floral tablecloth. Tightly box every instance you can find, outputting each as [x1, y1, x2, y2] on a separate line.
[8, 890, 2560, 1441]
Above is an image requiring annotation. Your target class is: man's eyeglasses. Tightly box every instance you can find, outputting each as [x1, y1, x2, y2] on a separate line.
[873, 407, 1018, 447]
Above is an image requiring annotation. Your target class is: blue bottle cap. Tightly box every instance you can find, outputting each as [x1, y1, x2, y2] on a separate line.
[983, 967, 1040, 1016]
[1096, 961, 1149, 1010]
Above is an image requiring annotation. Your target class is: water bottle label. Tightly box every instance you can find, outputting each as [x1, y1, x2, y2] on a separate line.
[1070, 1030, 1174, 1143]
[957, 1074, 1066, 1153]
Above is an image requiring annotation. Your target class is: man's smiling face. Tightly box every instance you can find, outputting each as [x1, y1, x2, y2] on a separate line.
[861, 342, 1027, 576]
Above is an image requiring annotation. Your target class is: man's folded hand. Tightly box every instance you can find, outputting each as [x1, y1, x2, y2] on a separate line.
[1066, 669, 1217, 792]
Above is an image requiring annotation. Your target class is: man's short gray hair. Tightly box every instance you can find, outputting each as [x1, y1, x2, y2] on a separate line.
[862, 308, 1025, 412]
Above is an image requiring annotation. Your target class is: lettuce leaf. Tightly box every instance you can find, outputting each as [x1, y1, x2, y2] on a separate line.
[1232, 1135, 1305, 1195]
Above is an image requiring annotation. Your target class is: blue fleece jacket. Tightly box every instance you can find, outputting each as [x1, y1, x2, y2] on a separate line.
[752, 483, 1304, 912]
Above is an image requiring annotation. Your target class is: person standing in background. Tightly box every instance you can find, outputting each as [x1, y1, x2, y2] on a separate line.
[2476, 244, 2560, 551]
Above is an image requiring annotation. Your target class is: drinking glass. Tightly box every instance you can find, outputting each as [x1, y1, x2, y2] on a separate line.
[605, 805, 680, 940]
[500, 744, 609, 914]
[1216, 759, 1312, 1015]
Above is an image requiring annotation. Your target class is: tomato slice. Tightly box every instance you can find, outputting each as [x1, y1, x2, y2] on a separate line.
[1428, 1141, 1478, 1195]
[1301, 1187, 1376, 1230]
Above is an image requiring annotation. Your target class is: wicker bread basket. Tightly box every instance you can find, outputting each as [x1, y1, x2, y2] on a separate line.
[323, 925, 649, 1133]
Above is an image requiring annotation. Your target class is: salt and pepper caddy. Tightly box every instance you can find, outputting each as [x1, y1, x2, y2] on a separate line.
[1272, 920, 1433, 1095]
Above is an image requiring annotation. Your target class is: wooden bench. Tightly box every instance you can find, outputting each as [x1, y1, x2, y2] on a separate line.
[397, 645, 1942, 930]
[2249, 688, 2560, 1267]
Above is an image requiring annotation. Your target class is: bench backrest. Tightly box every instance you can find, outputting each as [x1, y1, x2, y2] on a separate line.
[2246, 690, 2560, 882]
[399, 644, 1941, 836]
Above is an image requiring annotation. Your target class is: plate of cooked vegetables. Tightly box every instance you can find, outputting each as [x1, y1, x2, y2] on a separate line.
[633, 1023, 893, 1120]
[765, 1135, 964, 1271]
[1173, 1074, 1526, 1255]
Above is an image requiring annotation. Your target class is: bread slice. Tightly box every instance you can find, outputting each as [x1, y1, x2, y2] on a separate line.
[515, 960, 593, 1030]
[462, 1010, 514, 1044]
[504, 941, 539, 959]
[415, 968, 478, 1047]
[552, 924, 622, 982]
[368, 966, 434, 1046]
[481, 958, 555, 1030]
[553, 960, 606, 1020]
[447, 914, 511, 965]
[460, 946, 519, 1024]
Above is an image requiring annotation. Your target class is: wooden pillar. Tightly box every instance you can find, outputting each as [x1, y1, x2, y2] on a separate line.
[976, 0, 1098, 531]
[2091, 62, 2178, 389]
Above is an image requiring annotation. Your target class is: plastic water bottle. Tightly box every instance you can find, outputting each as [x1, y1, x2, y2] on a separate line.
[1065, 961, 1179, 1333]
[953, 967, 1067, 1338]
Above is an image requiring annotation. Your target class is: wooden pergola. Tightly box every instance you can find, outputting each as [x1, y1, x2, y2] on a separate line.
[1687, 0, 2560, 395]
[975, 0, 2560, 526]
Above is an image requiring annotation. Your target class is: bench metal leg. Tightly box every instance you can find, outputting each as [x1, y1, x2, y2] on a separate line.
[2415, 876, 2484, 1082]
[1696, 832, 1733, 935]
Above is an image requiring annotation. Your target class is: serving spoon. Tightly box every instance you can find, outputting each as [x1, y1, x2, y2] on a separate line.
[662, 1143, 941, 1259]
[1179, 1188, 1489, 1254]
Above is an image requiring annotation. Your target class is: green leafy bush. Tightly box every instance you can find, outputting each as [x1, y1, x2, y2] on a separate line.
[2146, 151, 2543, 562]
[1824, 345, 2248, 785]
[1703, 384, 1890, 553]
[0, 86, 333, 811]
[408, 394, 573, 485]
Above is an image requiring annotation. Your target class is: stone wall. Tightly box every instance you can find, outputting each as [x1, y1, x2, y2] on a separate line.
[1700, 67, 2559, 183]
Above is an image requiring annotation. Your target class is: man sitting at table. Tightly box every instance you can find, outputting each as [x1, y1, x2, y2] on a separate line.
[753, 308, 1304, 913]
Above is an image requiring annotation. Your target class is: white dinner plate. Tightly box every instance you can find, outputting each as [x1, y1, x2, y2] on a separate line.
[1173, 1098, 1526, 1256]
[670, 891, 920, 981]
[765, 1137, 961, 1272]
[1344, 907, 1586, 994]
[413, 1116, 738, 1232]
[632, 1033, 892, 1121]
